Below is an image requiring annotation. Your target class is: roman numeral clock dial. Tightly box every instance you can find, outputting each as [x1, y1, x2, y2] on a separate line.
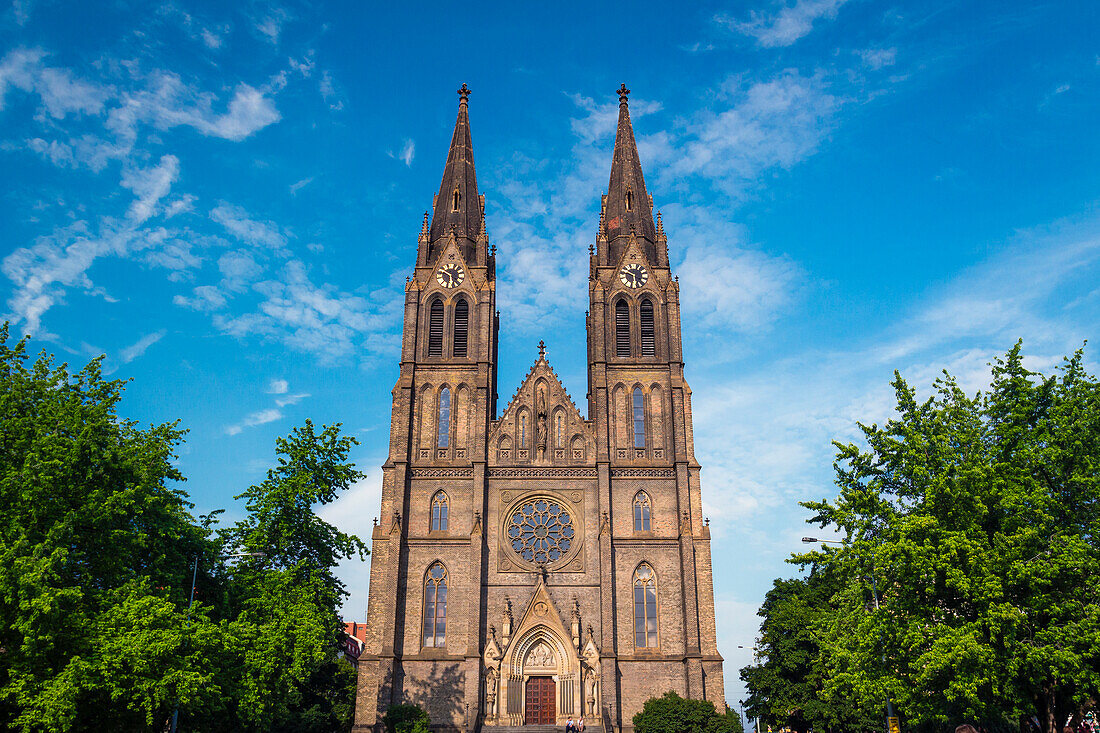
[619, 263, 648, 288]
[437, 264, 464, 288]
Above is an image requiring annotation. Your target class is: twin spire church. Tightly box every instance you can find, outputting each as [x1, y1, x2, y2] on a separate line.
[353, 84, 725, 732]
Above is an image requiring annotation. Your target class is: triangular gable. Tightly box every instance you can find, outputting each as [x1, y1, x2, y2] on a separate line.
[511, 575, 574, 654]
[489, 347, 591, 449]
[605, 231, 669, 295]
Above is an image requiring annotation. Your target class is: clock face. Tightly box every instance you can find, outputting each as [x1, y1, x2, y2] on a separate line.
[436, 264, 465, 288]
[619, 263, 648, 288]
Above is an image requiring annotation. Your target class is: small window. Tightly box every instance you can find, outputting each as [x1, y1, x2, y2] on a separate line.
[452, 188, 461, 211]
[633, 492, 651, 531]
[431, 491, 449, 531]
[428, 299, 444, 357]
[626, 189, 634, 211]
[520, 413, 527, 445]
[640, 299, 655, 356]
[453, 299, 469, 357]
[423, 562, 448, 648]
[615, 300, 630, 358]
[632, 387, 645, 448]
[633, 564, 658, 648]
[555, 413, 564, 448]
[437, 387, 451, 448]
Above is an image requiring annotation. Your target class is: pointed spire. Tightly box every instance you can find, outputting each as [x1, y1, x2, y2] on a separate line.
[603, 83, 656, 264]
[428, 83, 482, 262]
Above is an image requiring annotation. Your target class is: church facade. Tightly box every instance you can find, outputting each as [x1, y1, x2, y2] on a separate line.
[353, 84, 724, 733]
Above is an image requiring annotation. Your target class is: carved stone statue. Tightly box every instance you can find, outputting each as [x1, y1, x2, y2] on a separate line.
[484, 668, 498, 717]
[584, 667, 599, 717]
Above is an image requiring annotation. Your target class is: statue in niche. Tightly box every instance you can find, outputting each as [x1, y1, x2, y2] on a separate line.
[584, 667, 599, 717]
[536, 388, 548, 457]
[484, 667, 498, 717]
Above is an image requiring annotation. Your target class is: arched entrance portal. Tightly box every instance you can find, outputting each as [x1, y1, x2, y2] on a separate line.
[483, 578, 601, 728]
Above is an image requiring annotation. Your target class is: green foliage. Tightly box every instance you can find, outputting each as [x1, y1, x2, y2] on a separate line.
[742, 343, 1100, 733]
[740, 568, 878, 733]
[0, 324, 367, 732]
[633, 691, 737, 733]
[383, 703, 431, 733]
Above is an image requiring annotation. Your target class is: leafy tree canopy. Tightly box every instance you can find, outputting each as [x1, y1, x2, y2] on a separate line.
[0, 325, 367, 732]
[742, 343, 1100, 733]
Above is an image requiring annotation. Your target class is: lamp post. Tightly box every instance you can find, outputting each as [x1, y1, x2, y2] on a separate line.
[802, 537, 897, 733]
[737, 646, 761, 733]
[169, 551, 266, 733]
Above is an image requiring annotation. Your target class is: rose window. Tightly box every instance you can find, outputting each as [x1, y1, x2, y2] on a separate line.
[506, 499, 575, 565]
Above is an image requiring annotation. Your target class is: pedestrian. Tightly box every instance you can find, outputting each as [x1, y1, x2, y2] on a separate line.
[566, 717, 575, 732]
[578, 716, 585, 731]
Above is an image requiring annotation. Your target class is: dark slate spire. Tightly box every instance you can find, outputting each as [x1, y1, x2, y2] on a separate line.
[603, 84, 657, 265]
[428, 83, 482, 262]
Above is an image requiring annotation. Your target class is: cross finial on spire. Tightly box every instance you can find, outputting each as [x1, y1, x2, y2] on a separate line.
[617, 83, 630, 104]
[458, 83, 471, 103]
[538, 340, 545, 359]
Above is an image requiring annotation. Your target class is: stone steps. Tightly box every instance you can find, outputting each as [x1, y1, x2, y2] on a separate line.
[481, 721, 602, 726]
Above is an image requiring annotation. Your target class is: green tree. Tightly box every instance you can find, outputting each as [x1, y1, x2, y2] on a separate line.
[741, 567, 878, 733]
[633, 691, 738, 733]
[796, 343, 1100, 733]
[0, 324, 220, 730]
[218, 420, 368, 732]
[0, 326, 369, 732]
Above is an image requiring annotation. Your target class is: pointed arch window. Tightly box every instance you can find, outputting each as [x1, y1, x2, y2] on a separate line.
[453, 299, 469, 357]
[625, 189, 634, 211]
[431, 491, 449, 531]
[640, 298, 655, 356]
[633, 492, 651, 531]
[615, 300, 631, 358]
[633, 564, 658, 648]
[452, 187, 461, 212]
[437, 387, 451, 448]
[632, 387, 645, 448]
[428, 299, 444, 357]
[423, 562, 448, 647]
[520, 412, 528, 446]
[555, 413, 564, 448]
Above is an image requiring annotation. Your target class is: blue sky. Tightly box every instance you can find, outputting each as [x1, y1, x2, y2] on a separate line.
[3, 0, 1099, 709]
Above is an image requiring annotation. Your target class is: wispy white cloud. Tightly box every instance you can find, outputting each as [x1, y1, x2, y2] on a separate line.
[121, 154, 180, 224]
[209, 259, 402, 361]
[857, 47, 897, 70]
[276, 392, 310, 407]
[210, 202, 288, 251]
[225, 407, 283, 436]
[289, 176, 314, 194]
[0, 47, 108, 118]
[718, 0, 850, 48]
[399, 139, 414, 167]
[119, 329, 165, 363]
[267, 378, 289, 394]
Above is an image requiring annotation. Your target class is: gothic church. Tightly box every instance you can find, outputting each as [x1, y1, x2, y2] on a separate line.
[354, 84, 725, 732]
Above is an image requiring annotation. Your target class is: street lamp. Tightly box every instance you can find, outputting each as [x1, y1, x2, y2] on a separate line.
[802, 537, 898, 733]
[169, 551, 266, 733]
[737, 646, 761, 733]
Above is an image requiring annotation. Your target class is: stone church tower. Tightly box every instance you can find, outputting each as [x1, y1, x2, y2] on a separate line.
[354, 84, 724, 732]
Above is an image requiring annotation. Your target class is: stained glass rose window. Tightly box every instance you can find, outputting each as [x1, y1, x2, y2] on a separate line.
[506, 498, 575, 565]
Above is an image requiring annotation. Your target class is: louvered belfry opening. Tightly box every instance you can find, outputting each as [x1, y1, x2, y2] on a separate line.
[428, 299, 444, 356]
[640, 299, 655, 356]
[615, 300, 631, 357]
[453, 299, 469, 357]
